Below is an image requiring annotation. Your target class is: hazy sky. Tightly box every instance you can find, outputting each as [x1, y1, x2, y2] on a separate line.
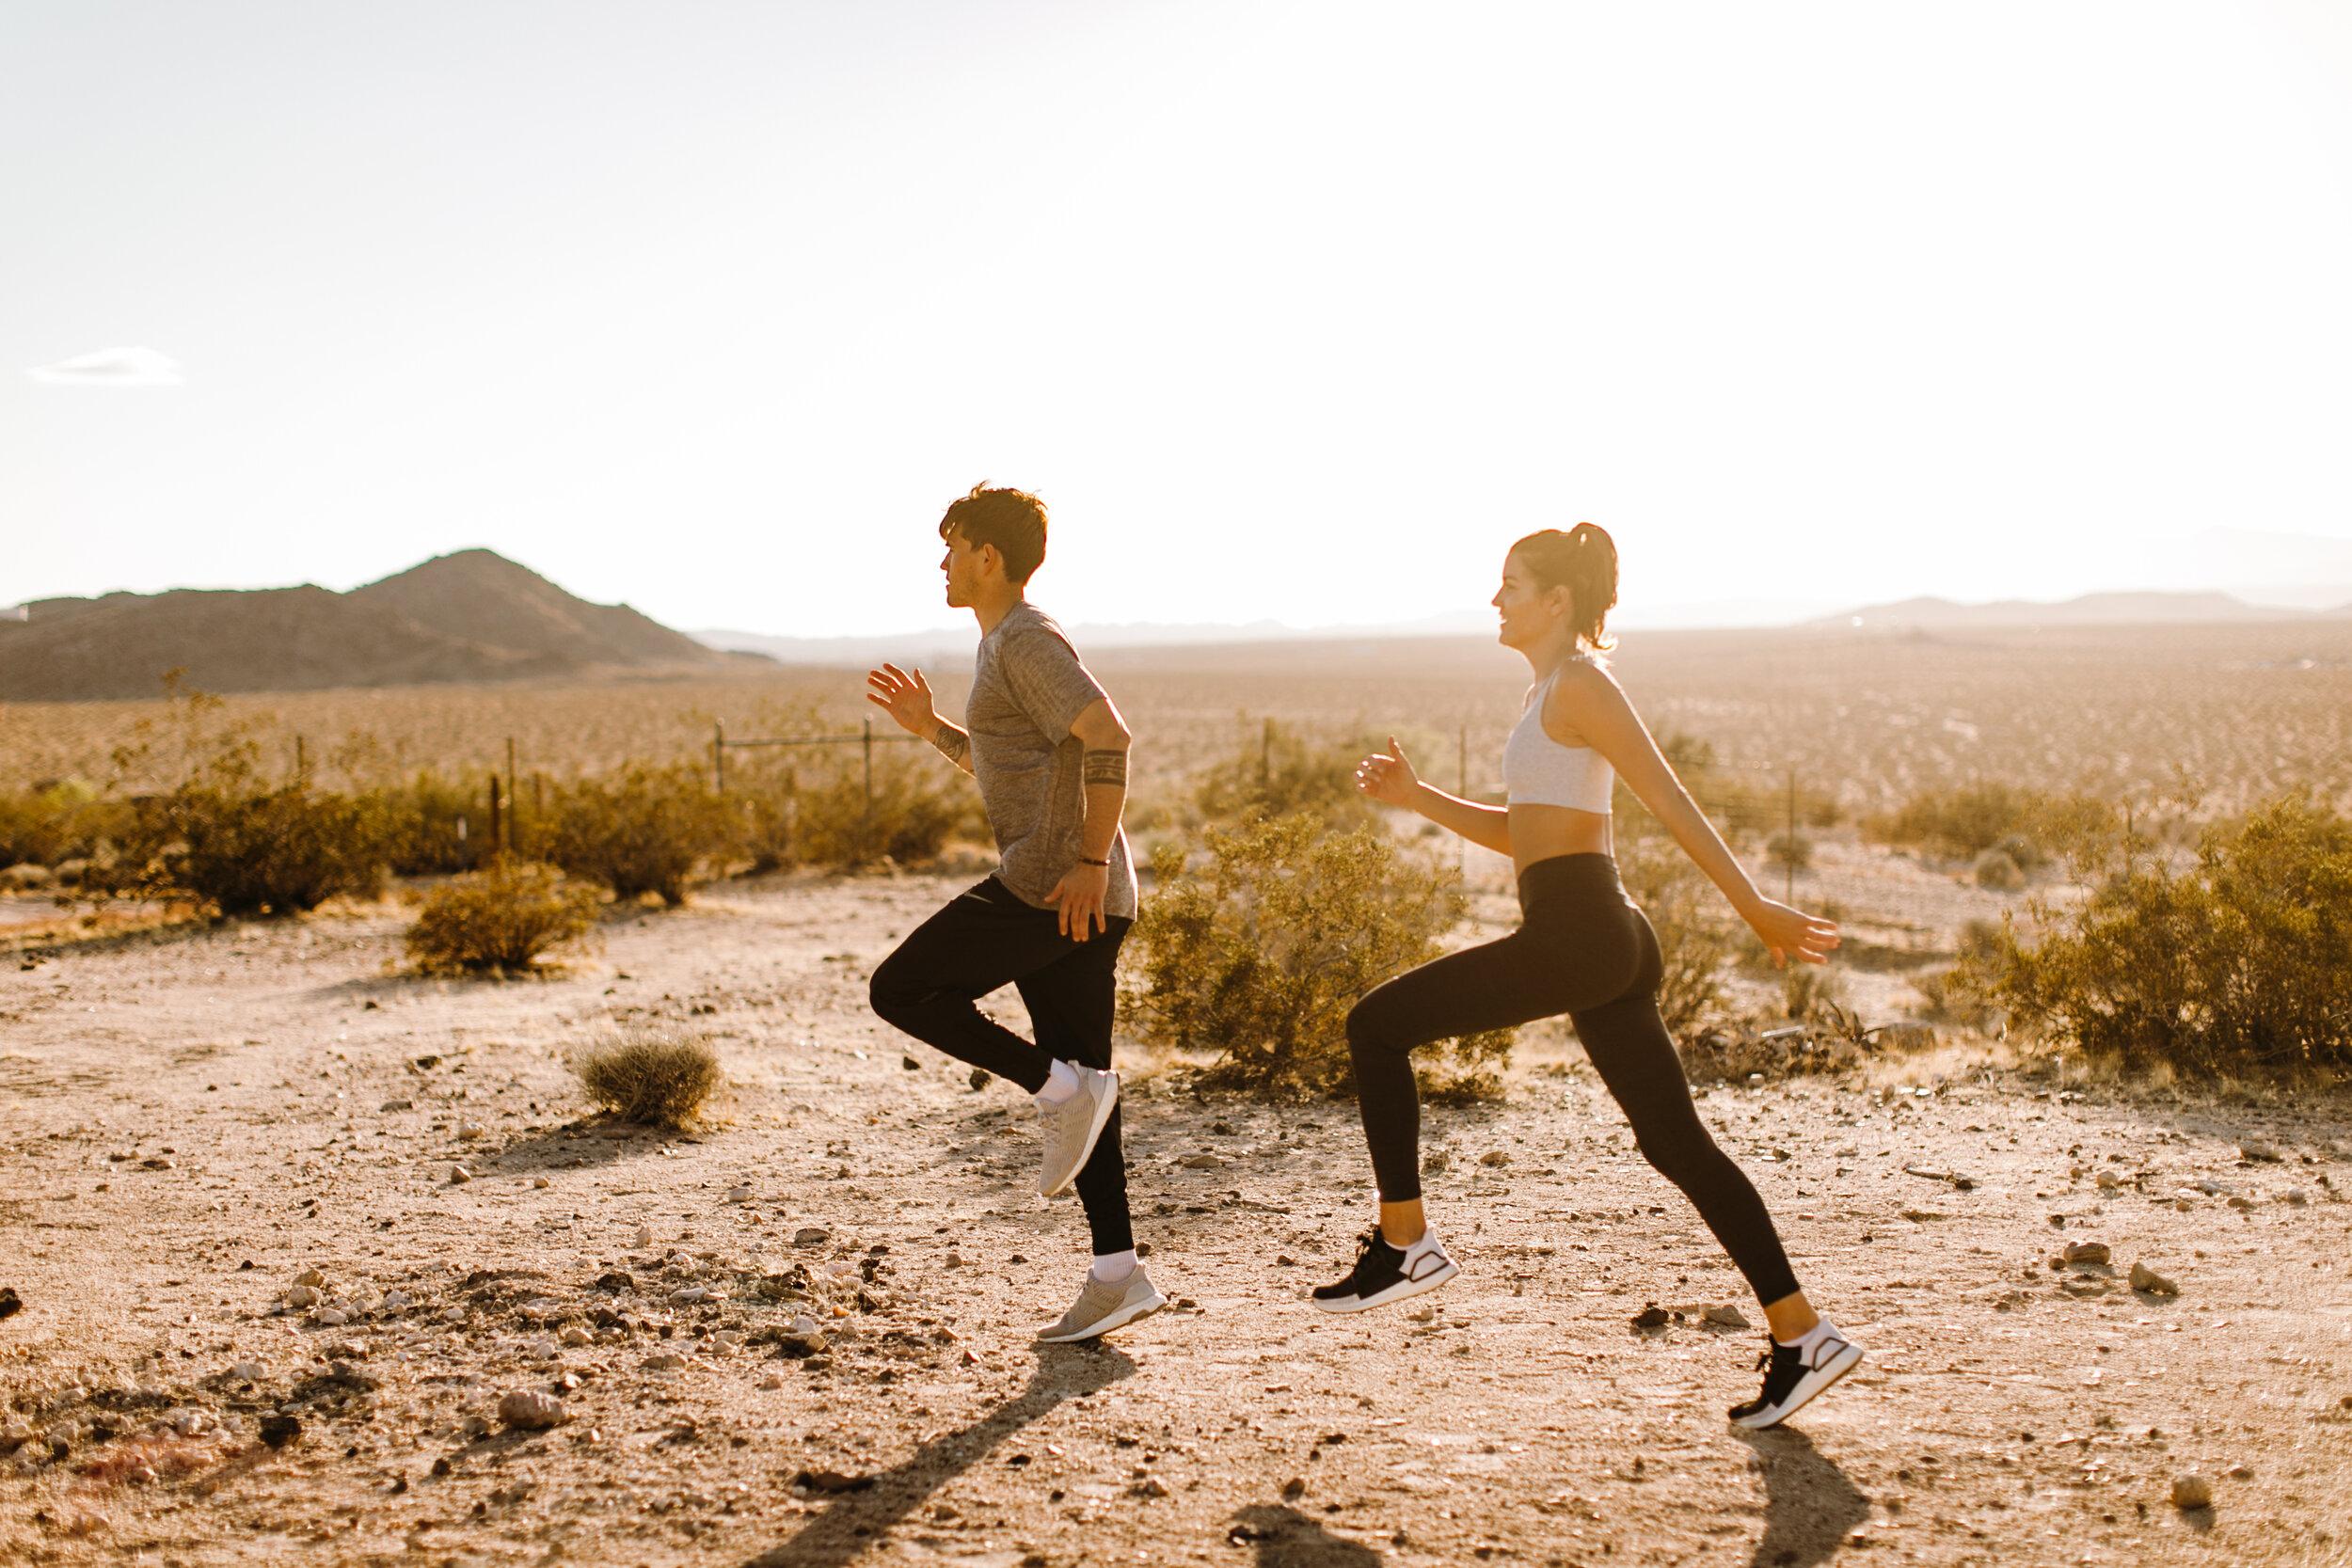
[8, 1, 2352, 636]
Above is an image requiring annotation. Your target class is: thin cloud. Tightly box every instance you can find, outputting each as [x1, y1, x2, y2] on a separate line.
[25, 346, 183, 386]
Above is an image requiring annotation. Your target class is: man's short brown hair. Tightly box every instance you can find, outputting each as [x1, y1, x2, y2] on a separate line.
[939, 483, 1047, 585]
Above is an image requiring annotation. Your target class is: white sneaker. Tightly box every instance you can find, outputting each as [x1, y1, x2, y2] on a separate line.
[1311, 1227, 1459, 1313]
[1036, 1067, 1120, 1197]
[1036, 1264, 1167, 1343]
[1728, 1324, 1866, 1429]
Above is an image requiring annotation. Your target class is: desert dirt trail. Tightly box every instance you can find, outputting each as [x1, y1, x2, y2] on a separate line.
[3, 871, 2351, 1568]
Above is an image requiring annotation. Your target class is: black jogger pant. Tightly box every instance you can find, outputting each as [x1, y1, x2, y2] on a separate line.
[1346, 852, 1800, 1307]
[867, 876, 1134, 1257]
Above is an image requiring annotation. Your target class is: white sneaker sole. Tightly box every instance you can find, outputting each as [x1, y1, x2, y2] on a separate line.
[1311, 1258, 1459, 1314]
[1730, 1339, 1866, 1429]
[1037, 1288, 1167, 1343]
[1038, 1071, 1120, 1198]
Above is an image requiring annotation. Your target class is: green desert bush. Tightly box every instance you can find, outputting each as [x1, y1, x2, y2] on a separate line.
[405, 860, 601, 974]
[540, 763, 734, 905]
[1866, 782, 2046, 859]
[573, 1024, 723, 1125]
[1193, 719, 1374, 830]
[1966, 789, 2352, 1076]
[1122, 814, 1512, 1100]
[1765, 830, 1814, 871]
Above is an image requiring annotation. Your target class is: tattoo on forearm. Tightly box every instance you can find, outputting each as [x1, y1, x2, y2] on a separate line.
[1082, 748, 1128, 787]
[932, 723, 970, 766]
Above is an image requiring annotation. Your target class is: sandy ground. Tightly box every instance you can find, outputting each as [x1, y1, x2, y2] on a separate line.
[4, 869, 2352, 1568]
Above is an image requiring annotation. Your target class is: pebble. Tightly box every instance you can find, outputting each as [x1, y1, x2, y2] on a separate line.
[2284, 1189, 2309, 1207]
[794, 1227, 832, 1246]
[382, 1291, 412, 1310]
[1703, 1305, 1751, 1329]
[2131, 1261, 2180, 1295]
[2241, 1138, 2282, 1163]
[1178, 1152, 1226, 1169]
[532, 1176, 551, 1189]
[2223, 1464, 2253, 1480]
[633, 1226, 653, 1247]
[643, 1354, 688, 1371]
[258, 1414, 302, 1449]
[314, 1307, 349, 1326]
[380, 1099, 413, 1113]
[671, 1286, 711, 1305]
[294, 1268, 326, 1288]
[449, 1165, 473, 1184]
[228, 1361, 266, 1382]
[457, 1122, 486, 1139]
[1479, 1150, 1511, 1167]
[759, 1373, 787, 1390]
[2171, 1473, 2213, 1509]
[790, 1315, 822, 1337]
[498, 1390, 566, 1430]
[2062, 1241, 2111, 1265]
[560, 1327, 594, 1347]
[727, 1185, 754, 1202]
[287, 1286, 322, 1307]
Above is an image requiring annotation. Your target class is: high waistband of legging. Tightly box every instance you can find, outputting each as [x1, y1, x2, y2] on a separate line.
[1514, 851, 1628, 914]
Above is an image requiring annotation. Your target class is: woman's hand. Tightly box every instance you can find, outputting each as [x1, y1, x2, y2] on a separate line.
[1355, 736, 1422, 810]
[866, 663, 937, 736]
[1744, 898, 1840, 968]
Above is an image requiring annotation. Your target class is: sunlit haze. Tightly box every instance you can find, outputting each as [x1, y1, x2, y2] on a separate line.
[8, 2, 2352, 638]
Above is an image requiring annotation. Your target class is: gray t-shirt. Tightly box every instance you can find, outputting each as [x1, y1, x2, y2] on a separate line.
[964, 602, 1136, 918]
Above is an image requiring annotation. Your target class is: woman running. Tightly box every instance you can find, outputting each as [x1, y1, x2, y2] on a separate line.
[1312, 523, 1864, 1429]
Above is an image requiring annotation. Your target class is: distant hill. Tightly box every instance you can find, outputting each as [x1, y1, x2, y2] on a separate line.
[0, 549, 756, 702]
[1816, 590, 2347, 630]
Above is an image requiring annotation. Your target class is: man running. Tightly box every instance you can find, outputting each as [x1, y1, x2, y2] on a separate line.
[866, 482, 1164, 1342]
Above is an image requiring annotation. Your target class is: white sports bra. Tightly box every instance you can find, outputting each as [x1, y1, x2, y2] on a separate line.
[1502, 660, 1614, 814]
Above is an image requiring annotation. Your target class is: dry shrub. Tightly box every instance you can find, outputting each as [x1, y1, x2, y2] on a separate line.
[405, 860, 600, 974]
[93, 741, 389, 916]
[1974, 847, 2026, 891]
[1616, 838, 1735, 1037]
[376, 768, 495, 876]
[0, 779, 125, 868]
[1122, 814, 1512, 1100]
[784, 749, 982, 867]
[1193, 719, 1374, 830]
[540, 762, 733, 905]
[1968, 788, 2352, 1077]
[573, 1024, 723, 1125]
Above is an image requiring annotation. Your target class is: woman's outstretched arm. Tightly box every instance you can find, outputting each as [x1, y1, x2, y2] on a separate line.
[1554, 666, 1838, 966]
[1356, 735, 1516, 856]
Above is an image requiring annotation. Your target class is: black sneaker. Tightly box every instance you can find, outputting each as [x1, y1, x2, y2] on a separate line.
[1728, 1324, 1865, 1429]
[1311, 1227, 1458, 1314]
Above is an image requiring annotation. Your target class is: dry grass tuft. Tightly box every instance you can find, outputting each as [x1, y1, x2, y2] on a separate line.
[572, 1024, 723, 1126]
[405, 859, 600, 974]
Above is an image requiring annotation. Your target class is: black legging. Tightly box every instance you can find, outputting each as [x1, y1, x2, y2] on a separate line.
[1346, 852, 1801, 1307]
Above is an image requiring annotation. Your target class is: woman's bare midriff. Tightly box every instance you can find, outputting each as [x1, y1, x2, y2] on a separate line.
[1508, 801, 1612, 879]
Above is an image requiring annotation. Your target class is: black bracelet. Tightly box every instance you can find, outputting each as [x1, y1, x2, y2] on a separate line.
[1076, 856, 1109, 867]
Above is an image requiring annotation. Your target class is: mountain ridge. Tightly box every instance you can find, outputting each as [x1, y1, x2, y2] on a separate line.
[0, 549, 755, 703]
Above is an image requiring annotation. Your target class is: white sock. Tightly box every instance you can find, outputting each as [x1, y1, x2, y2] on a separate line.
[1776, 1316, 1842, 1352]
[1033, 1059, 1083, 1107]
[1089, 1249, 1137, 1283]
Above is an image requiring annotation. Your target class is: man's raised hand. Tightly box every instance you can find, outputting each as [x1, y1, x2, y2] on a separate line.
[866, 663, 937, 736]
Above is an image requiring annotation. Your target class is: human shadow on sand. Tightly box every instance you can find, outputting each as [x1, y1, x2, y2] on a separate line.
[1729, 1426, 1872, 1567]
[1229, 1504, 1386, 1566]
[737, 1343, 1137, 1568]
